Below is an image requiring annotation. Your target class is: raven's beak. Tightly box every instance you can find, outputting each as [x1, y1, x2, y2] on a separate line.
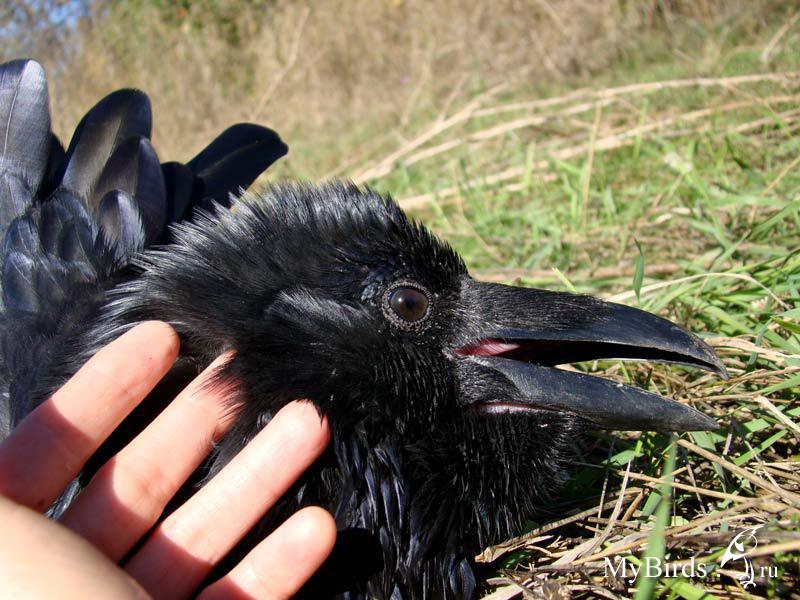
[454, 280, 726, 431]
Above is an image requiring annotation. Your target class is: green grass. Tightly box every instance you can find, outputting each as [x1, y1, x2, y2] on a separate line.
[304, 12, 800, 599]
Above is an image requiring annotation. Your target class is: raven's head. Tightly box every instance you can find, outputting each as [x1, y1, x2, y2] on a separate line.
[105, 181, 725, 597]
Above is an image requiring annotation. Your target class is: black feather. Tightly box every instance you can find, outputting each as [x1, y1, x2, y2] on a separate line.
[2, 251, 38, 312]
[61, 89, 152, 205]
[161, 161, 195, 222]
[0, 58, 286, 435]
[96, 190, 145, 258]
[3, 217, 38, 258]
[186, 123, 288, 208]
[37, 190, 96, 258]
[0, 60, 51, 194]
[93, 137, 166, 242]
[41, 133, 66, 197]
[0, 173, 33, 231]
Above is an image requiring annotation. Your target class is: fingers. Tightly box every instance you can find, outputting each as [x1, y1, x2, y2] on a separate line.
[198, 507, 337, 600]
[124, 401, 331, 600]
[60, 353, 237, 561]
[0, 322, 334, 598]
[0, 321, 179, 511]
[0, 495, 150, 600]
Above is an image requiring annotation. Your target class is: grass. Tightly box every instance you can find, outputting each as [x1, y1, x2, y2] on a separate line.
[5, 1, 788, 170]
[326, 11, 800, 600]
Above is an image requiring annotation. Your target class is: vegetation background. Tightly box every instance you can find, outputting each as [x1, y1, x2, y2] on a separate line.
[2, 1, 798, 597]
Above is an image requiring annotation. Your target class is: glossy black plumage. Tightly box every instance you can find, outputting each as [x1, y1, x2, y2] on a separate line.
[0, 58, 286, 435]
[0, 59, 725, 599]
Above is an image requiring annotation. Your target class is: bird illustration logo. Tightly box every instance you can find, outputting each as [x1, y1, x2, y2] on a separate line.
[720, 525, 762, 588]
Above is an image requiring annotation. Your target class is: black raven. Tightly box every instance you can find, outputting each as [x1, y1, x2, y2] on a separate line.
[0, 59, 726, 599]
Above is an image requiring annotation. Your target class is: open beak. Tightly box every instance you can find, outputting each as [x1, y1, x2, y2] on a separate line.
[454, 280, 726, 432]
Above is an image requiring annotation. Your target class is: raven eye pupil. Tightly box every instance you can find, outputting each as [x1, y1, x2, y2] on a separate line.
[389, 287, 429, 323]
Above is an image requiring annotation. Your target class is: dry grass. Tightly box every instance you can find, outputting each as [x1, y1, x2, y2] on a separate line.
[1, 0, 786, 169]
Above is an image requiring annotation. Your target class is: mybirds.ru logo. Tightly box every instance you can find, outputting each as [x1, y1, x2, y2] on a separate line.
[604, 525, 778, 586]
[719, 525, 763, 588]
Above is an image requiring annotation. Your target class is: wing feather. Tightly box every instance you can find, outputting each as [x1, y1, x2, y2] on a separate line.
[0, 60, 50, 194]
[94, 137, 166, 243]
[161, 161, 195, 222]
[61, 89, 152, 206]
[0, 57, 287, 440]
[97, 190, 145, 258]
[186, 123, 287, 208]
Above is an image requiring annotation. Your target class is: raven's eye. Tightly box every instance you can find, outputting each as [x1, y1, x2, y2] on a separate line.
[384, 284, 431, 327]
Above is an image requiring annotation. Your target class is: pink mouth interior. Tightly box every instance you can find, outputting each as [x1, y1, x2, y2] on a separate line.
[455, 339, 562, 416]
[454, 340, 521, 357]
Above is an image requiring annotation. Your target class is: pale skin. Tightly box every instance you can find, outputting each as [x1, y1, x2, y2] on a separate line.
[0, 321, 337, 600]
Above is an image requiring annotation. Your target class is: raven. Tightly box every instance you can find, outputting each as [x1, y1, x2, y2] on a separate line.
[0, 59, 726, 599]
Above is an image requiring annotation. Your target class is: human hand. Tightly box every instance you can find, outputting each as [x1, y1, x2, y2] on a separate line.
[0, 321, 335, 599]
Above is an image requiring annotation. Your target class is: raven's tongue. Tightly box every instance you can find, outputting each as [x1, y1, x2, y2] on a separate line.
[454, 340, 520, 357]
